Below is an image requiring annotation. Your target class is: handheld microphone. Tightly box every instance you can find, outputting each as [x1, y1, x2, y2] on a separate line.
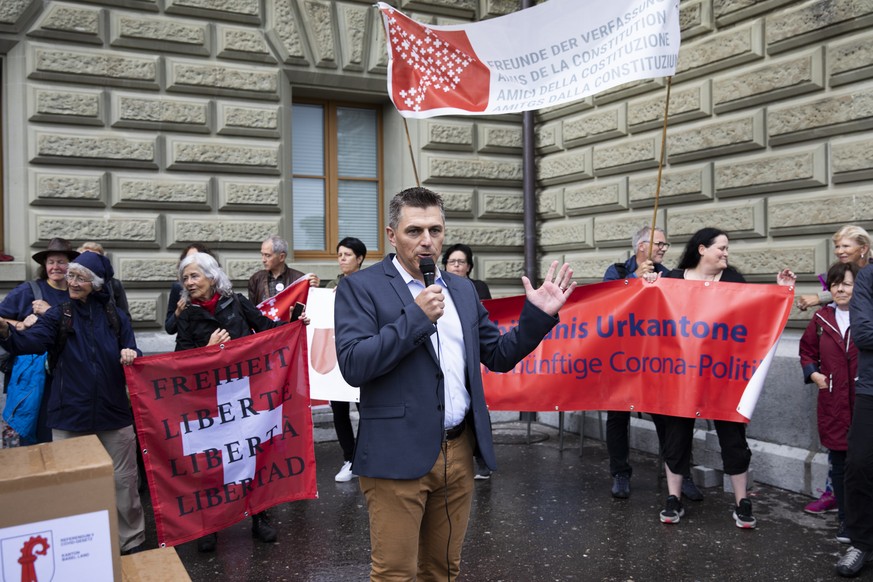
[420, 257, 436, 287]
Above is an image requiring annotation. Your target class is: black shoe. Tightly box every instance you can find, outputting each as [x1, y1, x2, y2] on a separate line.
[197, 533, 217, 553]
[836, 546, 873, 577]
[252, 512, 278, 543]
[121, 543, 146, 556]
[611, 473, 631, 499]
[733, 498, 757, 529]
[681, 475, 704, 501]
[837, 521, 852, 544]
[659, 495, 684, 524]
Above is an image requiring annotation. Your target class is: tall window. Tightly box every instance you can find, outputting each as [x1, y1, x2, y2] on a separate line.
[292, 101, 383, 257]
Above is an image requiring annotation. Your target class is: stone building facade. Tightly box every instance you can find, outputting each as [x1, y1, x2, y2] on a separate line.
[1, 0, 872, 494]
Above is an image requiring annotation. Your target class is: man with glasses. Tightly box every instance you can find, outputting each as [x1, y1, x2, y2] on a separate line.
[601, 226, 702, 502]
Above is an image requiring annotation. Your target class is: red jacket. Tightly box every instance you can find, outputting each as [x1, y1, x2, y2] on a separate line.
[799, 305, 857, 450]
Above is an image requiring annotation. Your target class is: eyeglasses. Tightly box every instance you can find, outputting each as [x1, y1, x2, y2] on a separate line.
[65, 273, 93, 284]
[650, 242, 671, 250]
[446, 259, 468, 266]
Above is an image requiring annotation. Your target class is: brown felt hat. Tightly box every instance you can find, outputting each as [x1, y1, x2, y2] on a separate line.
[31, 237, 80, 265]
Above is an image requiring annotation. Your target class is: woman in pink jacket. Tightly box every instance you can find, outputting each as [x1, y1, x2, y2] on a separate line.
[800, 261, 859, 544]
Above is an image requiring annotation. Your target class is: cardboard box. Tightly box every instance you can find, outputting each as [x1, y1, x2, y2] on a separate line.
[0, 435, 120, 581]
[122, 548, 191, 581]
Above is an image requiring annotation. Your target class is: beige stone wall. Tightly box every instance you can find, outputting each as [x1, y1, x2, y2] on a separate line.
[1, 0, 872, 331]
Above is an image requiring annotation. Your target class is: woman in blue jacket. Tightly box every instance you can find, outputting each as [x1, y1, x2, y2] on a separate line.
[0, 251, 145, 554]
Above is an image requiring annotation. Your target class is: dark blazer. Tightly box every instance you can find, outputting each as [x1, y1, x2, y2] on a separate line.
[334, 254, 558, 480]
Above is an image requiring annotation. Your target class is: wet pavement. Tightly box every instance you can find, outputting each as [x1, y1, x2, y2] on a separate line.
[140, 421, 869, 581]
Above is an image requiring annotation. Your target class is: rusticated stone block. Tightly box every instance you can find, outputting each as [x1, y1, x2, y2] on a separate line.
[540, 217, 594, 251]
[478, 124, 522, 154]
[593, 137, 658, 176]
[564, 251, 629, 280]
[367, 4, 388, 74]
[399, 0, 476, 16]
[628, 80, 712, 133]
[595, 211, 665, 248]
[563, 105, 627, 148]
[832, 135, 873, 184]
[30, 3, 102, 44]
[112, 93, 209, 133]
[478, 189, 523, 218]
[714, 0, 794, 26]
[217, 24, 274, 62]
[126, 298, 158, 323]
[268, 0, 308, 65]
[680, 0, 713, 40]
[482, 0, 519, 18]
[768, 90, 873, 146]
[538, 149, 593, 185]
[31, 129, 157, 169]
[223, 258, 262, 281]
[766, 0, 873, 55]
[338, 3, 367, 71]
[113, 174, 210, 208]
[539, 96, 594, 122]
[0, 0, 38, 27]
[30, 44, 159, 89]
[667, 199, 765, 240]
[424, 122, 474, 151]
[667, 110, 765, 163]
[829, 36, 873, 87]
[565, 178, 628, 216]
[593, 79, 663, 106]
[166, 137, 280, 174]
[482, 258, 524, 282]
[714, 144, 827, 198]
[714, 47, 825, 114]
[217, 102, 280, 137]
[118, 258, 177, 282]
[441, 225, 524, 249]
[729, 245, 820, 278]
[30, 169, 106, 205]
[300, 0, 336, 68]
[29, 85, 103, 125]
[35, 214, 159, 245]
[170, 218, 279, 246]
[629, 164, 713, 207]
[167, 59, 279, 100]
[769, 190, 873, 234]
[441, 189, 474, 216]
[217, 178, 281, 209]
[111, 12, 208, 55]
[536, 188, 562, 219]
[675, 21, 764, 82]
[536, 122, 561, 154]
[165, 0, 260, 24]
[422, 154, 522, 186]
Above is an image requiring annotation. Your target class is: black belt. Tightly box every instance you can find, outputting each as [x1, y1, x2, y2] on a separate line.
[445, 419, 466, 440]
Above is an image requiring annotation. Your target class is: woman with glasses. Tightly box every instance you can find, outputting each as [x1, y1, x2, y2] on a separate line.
[442, 243, 491, 300]
[0, 237, 79, 444]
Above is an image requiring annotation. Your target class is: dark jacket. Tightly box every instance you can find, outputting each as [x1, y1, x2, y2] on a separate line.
[850, 264, 873, 398]
[471, 278, 491, 300]
[164, 281, 183, 335]
[175, 293, 282, 350]
[799, 305, 856, 450]
[334, 255, 558, 479]
[665, 267, 745, 283]
[247, 265, 305, 305]
[603, 256, 670, 282]
[1, 292, 139, 432]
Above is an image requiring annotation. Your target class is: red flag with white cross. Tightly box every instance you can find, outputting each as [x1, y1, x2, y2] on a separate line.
[125, 323, 316, 546]
[256, 277, 310, 322]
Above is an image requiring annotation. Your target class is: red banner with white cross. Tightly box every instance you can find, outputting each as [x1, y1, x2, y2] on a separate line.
[481, 278, 793, 422]
[126, 322, 317, 547]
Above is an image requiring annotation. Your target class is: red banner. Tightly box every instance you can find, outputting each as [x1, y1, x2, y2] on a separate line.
[126, 323, 317, 547]
[256, 278, 309, 322]
[482, 278, 793, 422]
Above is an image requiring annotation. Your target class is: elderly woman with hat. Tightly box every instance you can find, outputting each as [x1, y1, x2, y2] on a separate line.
[0, 237, 79, 444]
[0, 251, 146, 555]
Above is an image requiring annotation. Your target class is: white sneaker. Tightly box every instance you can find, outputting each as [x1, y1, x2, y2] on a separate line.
[334, 461, 356, 482]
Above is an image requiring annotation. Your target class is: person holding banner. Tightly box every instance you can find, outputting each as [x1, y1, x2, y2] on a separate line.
[164, 243, 216, 335]
[327, 236, 367, 483]
[659, 227, 796, 528]
[248, 235, 318, 305]
[800, 261, 859, 545]
[334, 186, 575, 581]
[175, 251, 289, 552]
[601, 226, 702, 501]
[0, 251, 146, 555]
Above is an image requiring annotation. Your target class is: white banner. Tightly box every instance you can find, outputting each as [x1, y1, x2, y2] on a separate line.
[378, 0, 680, 118]
[305, 288, 359, 403]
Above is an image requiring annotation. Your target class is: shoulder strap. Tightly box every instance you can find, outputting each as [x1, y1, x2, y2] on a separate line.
[104, 299, 121, 339]
[29, 280, 43, 302]
[48, 302, 74, 373]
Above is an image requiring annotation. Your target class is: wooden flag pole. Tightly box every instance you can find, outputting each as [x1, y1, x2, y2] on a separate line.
[402, 117, 421, 187]
[648, 76, 673, 259]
